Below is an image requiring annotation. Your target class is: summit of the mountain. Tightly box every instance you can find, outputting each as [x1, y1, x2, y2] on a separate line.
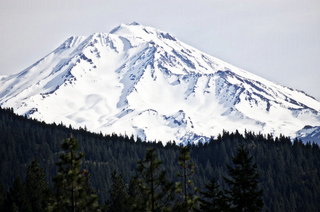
[1, 23, 320, 144]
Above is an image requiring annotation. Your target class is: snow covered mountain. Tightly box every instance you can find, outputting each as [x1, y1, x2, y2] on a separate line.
[1, 22, 320, 144]
[296, 126, 320, 145]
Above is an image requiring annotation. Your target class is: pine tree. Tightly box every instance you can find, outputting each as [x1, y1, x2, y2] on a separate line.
[223, 144, 264, 212]
[127, 176, 142, 212]
[24, 157, 50, 211]
[3, 176, 32, 212]
[197, 178, 227, 212]
[135, 148, 175, 212]
[175, 145, 198, 212]
[48, 136, 100, 212]
[107, 170, 130, 212]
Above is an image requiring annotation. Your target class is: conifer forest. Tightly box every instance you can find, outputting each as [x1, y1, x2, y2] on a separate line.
[1, 107, 320, 211]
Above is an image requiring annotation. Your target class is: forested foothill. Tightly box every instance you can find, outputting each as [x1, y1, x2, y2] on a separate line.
[0, 107, 320, 211]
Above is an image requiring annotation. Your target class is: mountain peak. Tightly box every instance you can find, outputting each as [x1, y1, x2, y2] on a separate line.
[109, 22, 147, 35]
[129, 21, 141, 26]
[1, 23, 320, 144]
[109, 22, 176, 43]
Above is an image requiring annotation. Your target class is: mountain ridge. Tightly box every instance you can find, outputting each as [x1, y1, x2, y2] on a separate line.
[1, 22, 320, 144]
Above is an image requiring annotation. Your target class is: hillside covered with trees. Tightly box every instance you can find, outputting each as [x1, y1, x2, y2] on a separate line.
[0, 107, 320, 211]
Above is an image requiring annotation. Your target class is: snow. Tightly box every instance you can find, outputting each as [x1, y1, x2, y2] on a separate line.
[1, 23, 320, 144]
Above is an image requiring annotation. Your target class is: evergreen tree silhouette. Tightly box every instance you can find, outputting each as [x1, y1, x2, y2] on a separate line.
[48, 135, 100, 212]
[224, 144, 263, 212]
[197, 178, 227, 212]
[135, 148, 175, 212]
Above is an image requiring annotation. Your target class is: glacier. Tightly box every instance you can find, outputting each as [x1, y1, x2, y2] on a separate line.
[1, 22, 320, 144]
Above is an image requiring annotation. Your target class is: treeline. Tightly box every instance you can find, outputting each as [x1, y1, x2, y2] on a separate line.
[0, 107, 320, 211]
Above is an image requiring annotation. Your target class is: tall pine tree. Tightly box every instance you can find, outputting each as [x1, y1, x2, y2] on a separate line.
[175, 145, 198, 212]
[48, 136, 100, 212]
[3, 176, 31, 212]
[106, 170, 130, 212]
[223, 144, 264, 212]
[24, 157, 50, 212]
[197, 178, 227, 212]
[135, 148, 175, 212]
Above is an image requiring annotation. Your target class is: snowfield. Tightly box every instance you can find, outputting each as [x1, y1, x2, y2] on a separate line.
[1, 22, 320, 144]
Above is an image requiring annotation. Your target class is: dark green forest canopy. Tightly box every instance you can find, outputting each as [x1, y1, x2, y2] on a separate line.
[1, 107, 320, 211]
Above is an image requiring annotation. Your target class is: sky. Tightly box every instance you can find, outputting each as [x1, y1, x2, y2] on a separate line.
[0, 0, 320, 100]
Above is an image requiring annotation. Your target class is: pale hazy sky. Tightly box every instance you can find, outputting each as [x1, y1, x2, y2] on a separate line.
[1, 0, 319, 100]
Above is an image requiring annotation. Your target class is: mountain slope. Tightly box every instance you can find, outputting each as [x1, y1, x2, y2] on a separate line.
[296, 126, 320, 144]
[1, 22, 320, 144]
